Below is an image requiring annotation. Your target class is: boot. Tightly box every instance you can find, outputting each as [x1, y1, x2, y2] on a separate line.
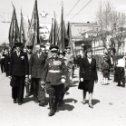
[48, 97, 56, 116]
[122, 82, 125, 87]
[48, 108, 56, 116]
[58, 92, 64, 107]
[117, 81, 121, 86]
[122, 79, 125, 87]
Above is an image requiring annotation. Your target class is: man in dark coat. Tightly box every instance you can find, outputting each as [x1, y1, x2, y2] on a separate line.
[29, 44, 47, 103]
[9, 42, 29, 105]
[41, 45, 67, 116]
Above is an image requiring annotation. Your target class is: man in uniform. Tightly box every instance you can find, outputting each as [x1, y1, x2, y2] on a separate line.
[41, 45, 67, 116]
[9, 42, 29, 105]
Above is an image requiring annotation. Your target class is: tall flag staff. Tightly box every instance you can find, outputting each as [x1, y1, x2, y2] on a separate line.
[8, 4, 19, 48]
[27, 0, 40, 51]
[67, 21, 76, 57]
[58, 1, 68, 52]
[19, 10, 26, 46]
[49, 12, 59, 45]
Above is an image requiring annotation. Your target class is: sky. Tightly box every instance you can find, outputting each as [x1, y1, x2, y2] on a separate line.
[0, 0, 126, 44]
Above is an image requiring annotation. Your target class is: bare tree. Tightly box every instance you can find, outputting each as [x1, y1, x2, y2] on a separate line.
[96, 1, 126, 65]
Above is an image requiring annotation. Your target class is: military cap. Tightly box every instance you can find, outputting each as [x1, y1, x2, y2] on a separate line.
[49, 45, 59, 52]
[86, 47, 93, 53]
[40, 44, 45, 48]
[58, 51, 65, 56]
[26, 45, 33, 49]
[14, 42, 23, 47]
[66, 46, 71, 49]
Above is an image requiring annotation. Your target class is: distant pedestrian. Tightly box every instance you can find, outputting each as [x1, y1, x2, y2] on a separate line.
[101, 57, 109, 85]
[114, 55, 125, 87]
[0, 49, 5, 73]
[78, 48, 98, 108]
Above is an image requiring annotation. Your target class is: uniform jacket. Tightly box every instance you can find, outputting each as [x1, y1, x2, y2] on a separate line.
[10, 51, 29, 76]
[42, 57, 67, 85]
[79, 57, 98, 81]
[29, 52, 47, 78]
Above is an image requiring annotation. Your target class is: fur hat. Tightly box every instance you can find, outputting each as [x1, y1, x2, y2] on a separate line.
[14, 42, 23, 47]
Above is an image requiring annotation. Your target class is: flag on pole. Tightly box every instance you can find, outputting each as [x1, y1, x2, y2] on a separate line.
[19, 10, 26, 46]
[58, 2, 68, 52]
[27, 0, 39, 49]
[25, 18, 31, 46]
[49, 12, 59, 45]
[8, 4, 19, 48]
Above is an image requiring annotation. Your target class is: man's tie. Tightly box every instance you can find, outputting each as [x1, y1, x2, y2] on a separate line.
[17, 51, 20, 57]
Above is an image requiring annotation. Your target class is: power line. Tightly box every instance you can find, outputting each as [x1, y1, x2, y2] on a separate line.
[66, 0, 82, 17]
[72, 0, 93, 19]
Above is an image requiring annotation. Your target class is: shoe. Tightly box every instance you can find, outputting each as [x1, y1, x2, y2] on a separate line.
[25, 93, 30, 98]
[122, 85, 125, 87]
[89, 104, 93, 108]
[18, 102, 22, 105]
[13, 99, 18, 103]
[39, 102, 48, 107]
[34, 97, 38, 103]
[117, 84, 121, 86]
[81, 100, 86, 104]
[48, 109, 56, 116]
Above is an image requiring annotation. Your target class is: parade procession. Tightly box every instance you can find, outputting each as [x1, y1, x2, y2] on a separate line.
[0, 0, 77, 117]
[1, 0, 126, 125]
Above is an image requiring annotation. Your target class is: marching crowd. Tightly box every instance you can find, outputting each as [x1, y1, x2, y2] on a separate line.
[0, 42, 125, 116]
[0, 42, 74, 116]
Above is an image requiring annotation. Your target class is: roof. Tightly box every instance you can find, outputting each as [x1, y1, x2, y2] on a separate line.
[69, 22, 100, 40]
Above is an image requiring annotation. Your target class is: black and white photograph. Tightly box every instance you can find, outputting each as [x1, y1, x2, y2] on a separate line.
[0, 0, 126, 126]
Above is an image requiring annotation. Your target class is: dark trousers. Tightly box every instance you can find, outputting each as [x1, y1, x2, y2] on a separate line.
[12, 76, 25, 102]
[118, 79, 125, 86]
[47, 84, 64, 109]
[1, 60, 5, 73]
[31, 78, 40, 98]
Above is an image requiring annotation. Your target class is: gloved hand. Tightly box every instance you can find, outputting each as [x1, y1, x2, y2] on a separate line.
[61, 78, 66, 83]
[25, 78, 29, 84]
[80, 78, 84, 82]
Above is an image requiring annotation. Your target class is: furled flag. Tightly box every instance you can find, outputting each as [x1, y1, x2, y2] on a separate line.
[27, 0, 39, 49]
[19, 10, 26, 46]
[25, 18, 31, 46]
[58, 2, 68, 52]
[8, 5, 19, 48]
[49, 12, 59, 45]
[67, 21, 75, 56]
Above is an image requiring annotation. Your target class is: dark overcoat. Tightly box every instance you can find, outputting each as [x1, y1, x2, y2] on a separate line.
[79, 57, 98, 81]
[78, 57, 98, 92]
[29, 52, 47, 78]
[10, 51, 29, 76]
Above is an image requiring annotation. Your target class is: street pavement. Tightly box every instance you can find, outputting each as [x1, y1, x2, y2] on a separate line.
[0, 68, 126, 126]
